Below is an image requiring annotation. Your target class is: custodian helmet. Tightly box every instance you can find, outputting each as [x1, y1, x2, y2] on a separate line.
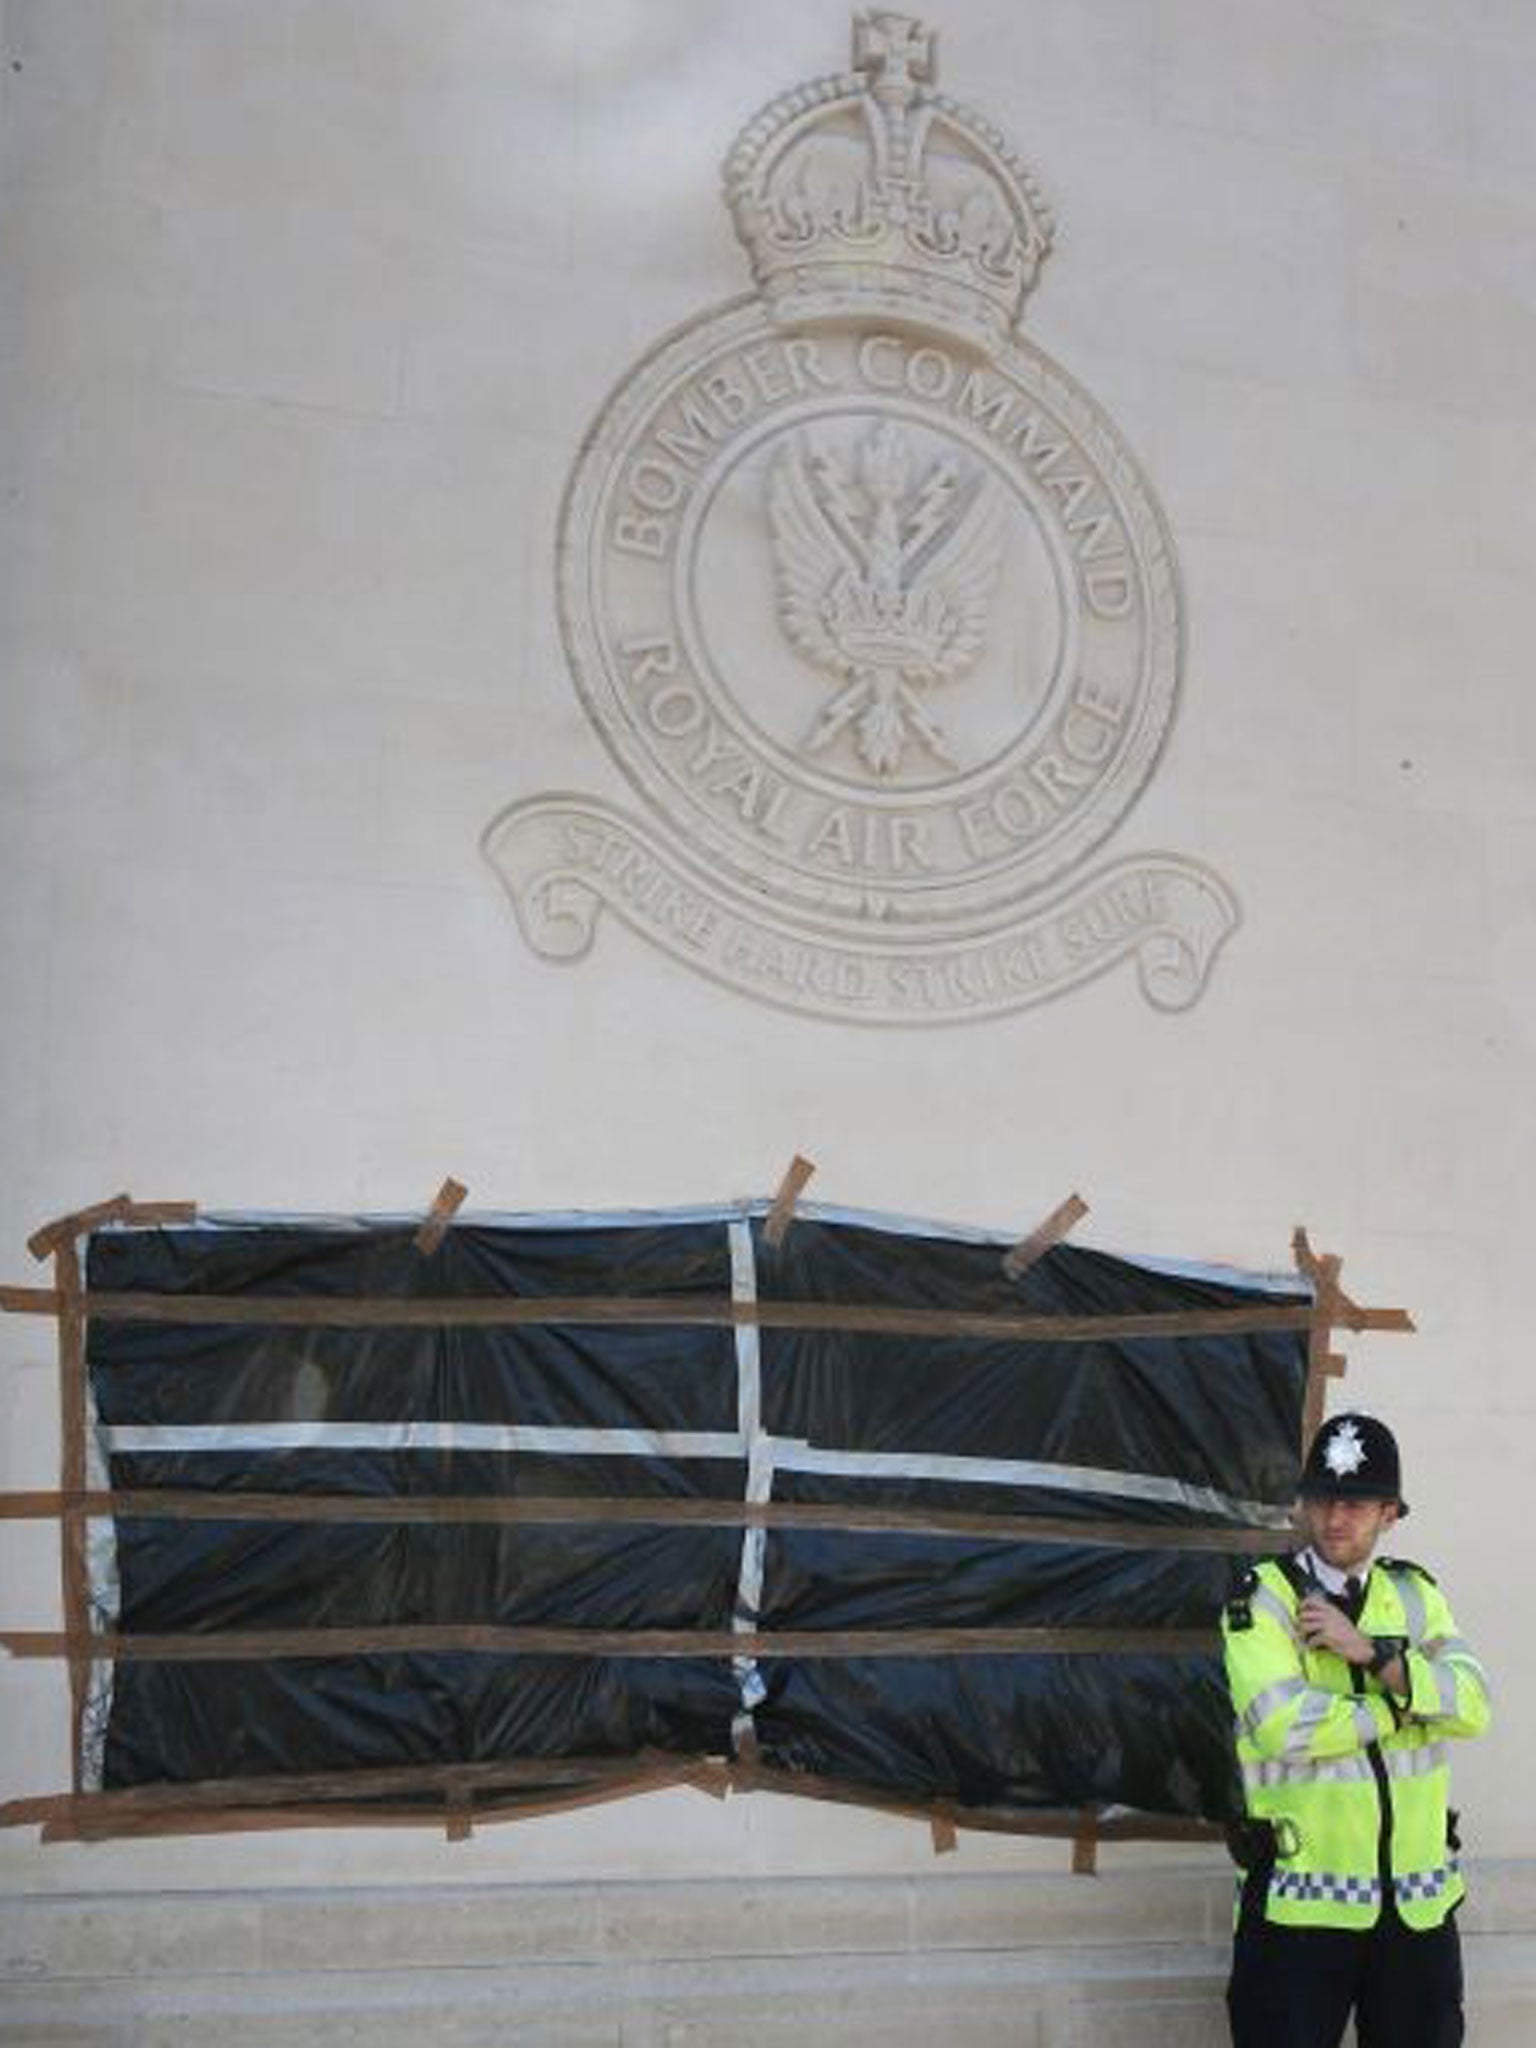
[1298, 1412, 1408, 1516]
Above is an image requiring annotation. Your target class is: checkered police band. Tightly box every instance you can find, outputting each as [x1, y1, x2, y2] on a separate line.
[1270, 1871, 1383, 1907]
[1267, 1865, 1460, 1908]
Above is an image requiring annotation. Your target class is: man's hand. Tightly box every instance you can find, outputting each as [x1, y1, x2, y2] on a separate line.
[1298, 1594, 1372, 1665]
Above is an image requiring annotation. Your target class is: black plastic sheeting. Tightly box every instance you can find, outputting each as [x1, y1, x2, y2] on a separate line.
[84, 1209, 1311, 1823]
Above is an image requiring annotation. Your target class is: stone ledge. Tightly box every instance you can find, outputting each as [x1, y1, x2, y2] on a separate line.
[1, 1870, 1236, 1980]
[0, 1944, 1233, 2048]
[1, 1938, 1534, 2048]
[4, 1862, 1534, 1977]
[2, 1868, 1533, 2046]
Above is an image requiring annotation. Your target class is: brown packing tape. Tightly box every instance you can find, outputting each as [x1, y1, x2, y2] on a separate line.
[40, 1806, 442, 1845]
[0, 1750, 702, 1828]
[1341, 1306, 1415, 1333]
[1002, 1193, 1089, 1281]
[1295, 1242, 1413, 1332]
[0, 1486, 1294, 1554]
[0, 1286, 63, 1315]
[415, 1178, 468, 1257]
[1299, 1243, 1344, 1450]
[435, 1763, 707, 1832]
[120, 1201, 198, 1228]
[41, 1798, 511, 1846]
[1293, 1228, 1414, 1335]
[3, 1216, 1415, 1351]
[690, 1761, 732, 1802]
[55, 1288, 1414, 1346]
[763, 1154, 816, 1248]
[954, 1806, 1218, 1846]
[32, 1760, 716, 1846]
[55, 1251, 86, 1505]
[27, 1194, 134, 1262]
[733, 1721, 761, 1766]
[0, 1492, 79, 1517]
[1, 1622, 1217, 1663]
[7, 1757, 1222, 1850]
[725, 1761, 1221, 1845]
[727, 1759, 957, 1833]
[53, 1243, 89, 1798]
[25, 1195, 196, 1262]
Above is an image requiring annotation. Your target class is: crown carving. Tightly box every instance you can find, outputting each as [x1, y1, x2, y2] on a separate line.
[724, 12, 1054, 350]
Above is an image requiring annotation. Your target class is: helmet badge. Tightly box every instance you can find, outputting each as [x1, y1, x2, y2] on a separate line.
[1323, 1419, 1367, 1478]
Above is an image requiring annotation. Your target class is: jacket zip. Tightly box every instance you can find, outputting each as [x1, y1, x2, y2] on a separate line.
[1277, 1555, 1398, 1918]
[1350, 1617, 1396, 1920]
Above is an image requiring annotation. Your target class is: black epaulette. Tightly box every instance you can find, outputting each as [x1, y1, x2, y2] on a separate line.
[1224, 1562, 1259, 1632]
[1378, 1556, 1437, 1585]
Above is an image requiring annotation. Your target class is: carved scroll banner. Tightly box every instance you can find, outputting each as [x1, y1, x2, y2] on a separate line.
[483, 15, 1240, 1023]
[485, 796, 1237, 1023]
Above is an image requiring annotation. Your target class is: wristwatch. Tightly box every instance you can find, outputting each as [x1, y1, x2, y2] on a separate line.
[1367, 1635, 1408, 1677]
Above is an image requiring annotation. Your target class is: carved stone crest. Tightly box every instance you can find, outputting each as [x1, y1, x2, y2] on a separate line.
[484, 12, 1239, 1022]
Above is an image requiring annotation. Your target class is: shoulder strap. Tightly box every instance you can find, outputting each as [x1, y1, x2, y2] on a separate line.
[1375, 1558, 1435, 1644]
[1272, 1552, 1314, 1600]
[1377, 1555, 1437, 1586]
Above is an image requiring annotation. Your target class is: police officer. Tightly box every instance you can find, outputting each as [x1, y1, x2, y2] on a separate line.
[1222, 1412, 1490, 2047]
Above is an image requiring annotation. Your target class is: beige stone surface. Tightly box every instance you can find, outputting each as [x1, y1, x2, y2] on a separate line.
[1, 1875, 1534, 2043]
[0, 0, 1529, 1931]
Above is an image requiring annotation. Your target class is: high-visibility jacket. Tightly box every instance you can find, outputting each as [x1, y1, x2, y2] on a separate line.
[1223, 1556, 1490, 1930]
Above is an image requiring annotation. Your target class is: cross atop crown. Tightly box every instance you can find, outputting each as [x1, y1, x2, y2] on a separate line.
[855, 11, 934, 97]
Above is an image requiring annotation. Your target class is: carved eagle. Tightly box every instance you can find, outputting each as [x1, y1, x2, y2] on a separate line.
[767, 421, 1006, 775]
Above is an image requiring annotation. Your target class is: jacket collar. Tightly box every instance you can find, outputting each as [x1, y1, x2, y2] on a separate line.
[1296, 1546, 1372, 1597]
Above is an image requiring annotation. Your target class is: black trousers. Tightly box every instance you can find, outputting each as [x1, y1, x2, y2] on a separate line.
[1227, 1904, 1464, 2048]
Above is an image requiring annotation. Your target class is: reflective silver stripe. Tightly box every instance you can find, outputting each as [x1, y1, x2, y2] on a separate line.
[1251, 1584, 1300, 1639]
[1388, 1567, 1428, 1646]
[1351, 1699, 1383, 1747]
[1243, 1677, 1307, 1739]
[1421, 1635, 1467, 1660]
[1280, 1688, 1337, 1759]
[1444, 1650, 1491, 1704]
[1243, 1754, 1372, 1790]
[1385, 1742, 1447, 1781]
[1435, 1663, 1459, 1717]
[1439, 1643, 1488, 1679]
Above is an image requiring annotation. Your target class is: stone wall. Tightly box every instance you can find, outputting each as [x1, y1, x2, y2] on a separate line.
[1, 0, 1531, 2033]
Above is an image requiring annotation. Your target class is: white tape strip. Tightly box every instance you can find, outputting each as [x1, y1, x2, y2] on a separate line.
[97, 1423, 1283, 1526]
[173, 1204, 1308, 1299]
[81, 1383, 118, 1793]
[768, 1442, 1288, 1528]
[100, 1423, 745, 1459]
[729, 1220, 770, 1735]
